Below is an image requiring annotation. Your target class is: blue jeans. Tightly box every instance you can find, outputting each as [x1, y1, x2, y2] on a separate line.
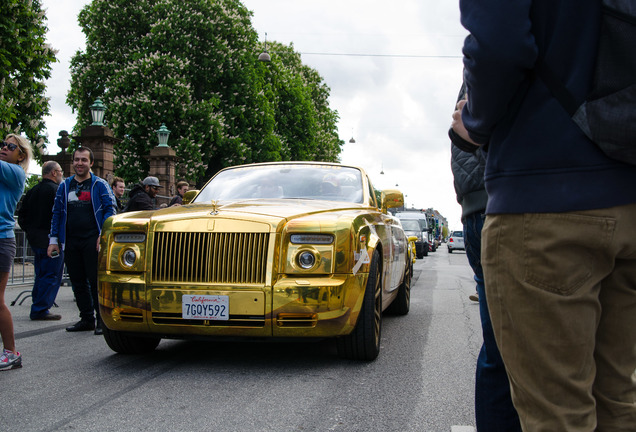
[30, 247, 64, 319]
[463, 212, 520, 432]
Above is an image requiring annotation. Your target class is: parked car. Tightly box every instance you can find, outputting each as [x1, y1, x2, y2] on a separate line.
[399, 219, 429, 259]
[395, 212, 430, 258]
[98, 162, 413, 361]
[447, 230, 465, 253]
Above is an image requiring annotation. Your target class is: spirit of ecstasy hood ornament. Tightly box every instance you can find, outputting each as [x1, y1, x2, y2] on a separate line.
[210, 200, 220, 215]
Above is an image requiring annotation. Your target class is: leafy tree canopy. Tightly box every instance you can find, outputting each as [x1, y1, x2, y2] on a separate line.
[68, 0, 343, 186]
[0, 0, 57, 160]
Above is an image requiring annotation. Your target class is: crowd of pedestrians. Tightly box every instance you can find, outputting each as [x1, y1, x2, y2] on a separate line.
[1, 140, 189, 370]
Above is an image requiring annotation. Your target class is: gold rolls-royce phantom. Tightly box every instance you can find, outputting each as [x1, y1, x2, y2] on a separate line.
[98, 162, 413, 360]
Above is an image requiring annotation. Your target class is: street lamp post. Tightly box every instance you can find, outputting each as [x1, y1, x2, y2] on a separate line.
[258, 32, 271, 62]
[90, 98, 106, 126]
[156, 123, 171, 147]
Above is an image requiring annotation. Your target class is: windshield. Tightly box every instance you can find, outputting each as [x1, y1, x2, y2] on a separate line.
[400, 220, 421, 231]
[194, 164, 364, 203]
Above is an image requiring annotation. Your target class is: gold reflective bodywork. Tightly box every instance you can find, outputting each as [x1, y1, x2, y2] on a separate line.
[98, 163, 408, 342]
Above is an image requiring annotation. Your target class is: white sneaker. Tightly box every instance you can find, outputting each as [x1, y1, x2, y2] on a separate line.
[0, 349, 22, 371]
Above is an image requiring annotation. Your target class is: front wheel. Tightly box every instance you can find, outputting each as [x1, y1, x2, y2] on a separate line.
[337, 250, 382, 361]
[103, 325, 161, 354]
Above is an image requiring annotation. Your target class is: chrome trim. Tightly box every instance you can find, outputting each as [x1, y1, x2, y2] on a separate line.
[151, 232, 269, 284]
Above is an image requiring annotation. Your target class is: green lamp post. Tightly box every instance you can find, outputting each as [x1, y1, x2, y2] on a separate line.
[156, 123, 171, 147]
[90, 98, 106, 126]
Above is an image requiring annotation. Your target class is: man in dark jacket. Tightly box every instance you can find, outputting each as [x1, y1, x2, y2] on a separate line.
[451, 133, 520, 431]
[124, 176, 161, 212]
[110, 176, 125, 212]
[18, 161, 64, 321]
[169, 180, 189, 206]
[454, 1, 636, 429]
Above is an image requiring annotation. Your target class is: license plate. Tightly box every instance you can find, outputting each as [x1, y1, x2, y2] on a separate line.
[182, 295, 229, 320]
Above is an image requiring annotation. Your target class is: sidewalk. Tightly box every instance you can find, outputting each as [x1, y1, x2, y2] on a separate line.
[6, 282, 80, 338]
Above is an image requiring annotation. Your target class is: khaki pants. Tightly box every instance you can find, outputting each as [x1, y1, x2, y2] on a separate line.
[482, 205, 636, 431]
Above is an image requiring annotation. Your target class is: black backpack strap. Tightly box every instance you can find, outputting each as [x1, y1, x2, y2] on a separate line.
[535, 60, 580, 116]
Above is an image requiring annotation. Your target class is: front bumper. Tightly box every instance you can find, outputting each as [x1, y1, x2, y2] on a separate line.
[98, 272, 368, 339]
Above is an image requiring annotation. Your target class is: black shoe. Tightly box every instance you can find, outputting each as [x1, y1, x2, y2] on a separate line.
[66, 320, 95, 332]
[31, 313, 62, 321]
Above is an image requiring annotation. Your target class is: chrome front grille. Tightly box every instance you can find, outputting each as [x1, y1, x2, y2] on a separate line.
[151, 232, 269, 284]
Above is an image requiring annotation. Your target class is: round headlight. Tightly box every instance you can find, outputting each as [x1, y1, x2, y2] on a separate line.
[297, 251, 316, 269]
[122, 249, 137, 267]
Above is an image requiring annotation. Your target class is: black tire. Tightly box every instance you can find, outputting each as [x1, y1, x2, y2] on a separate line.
[448, 248, 453, 253]
[386, 258, 411, 316]
[423, 247, 429, 257]
[337, 250, 382, 361]
[103, 325, 161, 354]
[416, 251, 424, 259]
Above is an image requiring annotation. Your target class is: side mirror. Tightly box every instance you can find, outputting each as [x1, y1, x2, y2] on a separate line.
[182, 190, 199, 205]
[380, 189, 404, 213]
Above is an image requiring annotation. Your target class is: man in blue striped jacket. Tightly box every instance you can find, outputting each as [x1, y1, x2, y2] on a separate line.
[48, 147, 116, 335]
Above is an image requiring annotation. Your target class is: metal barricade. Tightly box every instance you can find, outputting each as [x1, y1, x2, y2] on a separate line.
[9, 227, 35, 286]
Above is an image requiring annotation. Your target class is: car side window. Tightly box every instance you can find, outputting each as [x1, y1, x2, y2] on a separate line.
[369, 183, 379, 207]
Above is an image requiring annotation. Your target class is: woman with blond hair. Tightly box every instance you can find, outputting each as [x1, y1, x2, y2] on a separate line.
[0, 133, 32, 371]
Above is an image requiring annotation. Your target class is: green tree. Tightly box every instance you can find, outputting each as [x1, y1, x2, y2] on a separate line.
[258, 42, 343, 162]
[0, 0, 57, 159]
[24, 173, 40, 193]
[68, 0, 341, 186]
[442, 225, 449, 239]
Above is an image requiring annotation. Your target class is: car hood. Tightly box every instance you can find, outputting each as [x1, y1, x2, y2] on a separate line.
[111, 199, 368, 230]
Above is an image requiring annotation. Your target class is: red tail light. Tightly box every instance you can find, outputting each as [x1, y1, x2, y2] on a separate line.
[449, 238, 454, 242]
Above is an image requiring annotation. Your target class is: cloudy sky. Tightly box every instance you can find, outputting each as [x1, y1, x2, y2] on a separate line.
[40, 0, 468, 229]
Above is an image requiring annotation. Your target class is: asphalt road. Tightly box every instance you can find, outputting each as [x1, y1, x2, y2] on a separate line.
[2, 247, 481, 432]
